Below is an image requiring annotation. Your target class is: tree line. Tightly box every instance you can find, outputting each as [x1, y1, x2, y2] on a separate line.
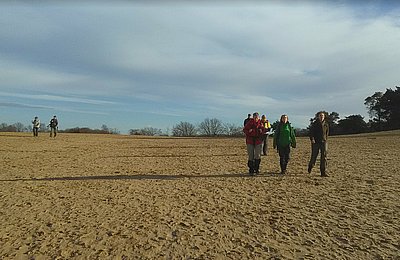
[166, 86, 399, 137]
[364, 86, 400, 131]
[129, 118, 243, 137]
[0, 123, 120, 134]
[1, 87, 399, 136]
[302, 86, 400, 136]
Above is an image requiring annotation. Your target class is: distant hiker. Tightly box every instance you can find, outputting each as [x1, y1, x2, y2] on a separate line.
[32, 116, 40, 137]
[261, 114, 271, 155]
[273, 114, 296, 174]
[49, 115, 58, 138]
[308, 111, 329, 177]
[243, 112, 266, 175]
[243, 113, 251, 127]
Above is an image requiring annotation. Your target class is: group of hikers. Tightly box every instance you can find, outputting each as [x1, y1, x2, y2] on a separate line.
[31, 115, 59, 138]
[243, 111, 329, 177]
[31, 112, 328, 176]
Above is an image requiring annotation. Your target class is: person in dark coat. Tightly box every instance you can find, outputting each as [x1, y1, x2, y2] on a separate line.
[243, 113, 251, 127]
[32, 116, 40, 137]
[308, 111, 329, 177]
[49, 115, 58, 138]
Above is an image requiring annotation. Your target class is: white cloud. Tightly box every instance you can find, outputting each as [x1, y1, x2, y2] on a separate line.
[0, 91, 115, 105]
[0, 59, 85, 88]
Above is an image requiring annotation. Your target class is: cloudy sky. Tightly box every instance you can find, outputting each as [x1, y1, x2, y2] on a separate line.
[1, 1, 399, 134]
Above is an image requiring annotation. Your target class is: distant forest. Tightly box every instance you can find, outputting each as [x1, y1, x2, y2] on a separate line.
[1, 87, 399, 137]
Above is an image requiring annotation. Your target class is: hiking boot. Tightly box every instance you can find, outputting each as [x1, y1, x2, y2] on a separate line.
[321, 172, 329, 177]
[248, 160, 254, 175]
[307, 165, 312, 174]
[254, 159, 261, 175]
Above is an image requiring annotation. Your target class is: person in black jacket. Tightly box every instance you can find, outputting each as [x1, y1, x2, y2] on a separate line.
[308, 111, 329, 177]
[32, 116, 40, 137]
[243, 113, 251, 127]
[49, 115, 58, 138]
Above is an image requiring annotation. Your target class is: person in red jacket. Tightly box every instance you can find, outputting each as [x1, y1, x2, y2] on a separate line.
[243, 112, 266, 175]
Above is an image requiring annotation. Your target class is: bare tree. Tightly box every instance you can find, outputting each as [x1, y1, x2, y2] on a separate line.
[172, 121, 196, 136]
[13, 122, 27, 132]
[0, 123, 17, 132]
[140, 127, 162, 136]
[109, 128, 120, 134]
[129, 129, 141, 135]
[223, 123, 243, 136]
[198, 118, 224, 136]
[101, 124, 109, 133]
[164, 127, 170, 136]
[40, 123, 47, 132]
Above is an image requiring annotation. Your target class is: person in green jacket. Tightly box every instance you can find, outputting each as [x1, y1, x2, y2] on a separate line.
[273, 114, 296, 174]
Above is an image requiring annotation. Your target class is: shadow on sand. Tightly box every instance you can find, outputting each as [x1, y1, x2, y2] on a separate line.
[0, 134, 34, 138]
[0, 172, 303, 182]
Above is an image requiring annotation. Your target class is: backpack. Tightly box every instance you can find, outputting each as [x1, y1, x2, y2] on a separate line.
[50, 119, 58, 127]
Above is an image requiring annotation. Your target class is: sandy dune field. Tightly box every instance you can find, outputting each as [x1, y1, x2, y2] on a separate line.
[0, 131, 399, 259]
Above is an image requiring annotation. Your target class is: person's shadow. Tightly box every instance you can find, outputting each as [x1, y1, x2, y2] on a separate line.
[1, 172, 299, 182]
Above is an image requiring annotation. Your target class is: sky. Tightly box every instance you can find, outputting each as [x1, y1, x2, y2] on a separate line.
[1, 1, 400, 134]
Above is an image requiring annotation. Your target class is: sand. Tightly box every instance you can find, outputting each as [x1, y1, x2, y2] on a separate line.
[0, 131, 399, 259]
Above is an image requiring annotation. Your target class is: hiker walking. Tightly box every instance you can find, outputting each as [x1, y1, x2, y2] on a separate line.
[273, 114, 296, 174]
[243, 113, 251, 127]
[243, 112, 266, 175]
[261, 114, 271, 155]
[32, 116, 40, 137]
[308, 111, 329, 177]
[49, 115, 58, 138]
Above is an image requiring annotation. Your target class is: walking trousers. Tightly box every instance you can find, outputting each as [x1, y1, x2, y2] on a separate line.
[309, 142, 327, 174]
